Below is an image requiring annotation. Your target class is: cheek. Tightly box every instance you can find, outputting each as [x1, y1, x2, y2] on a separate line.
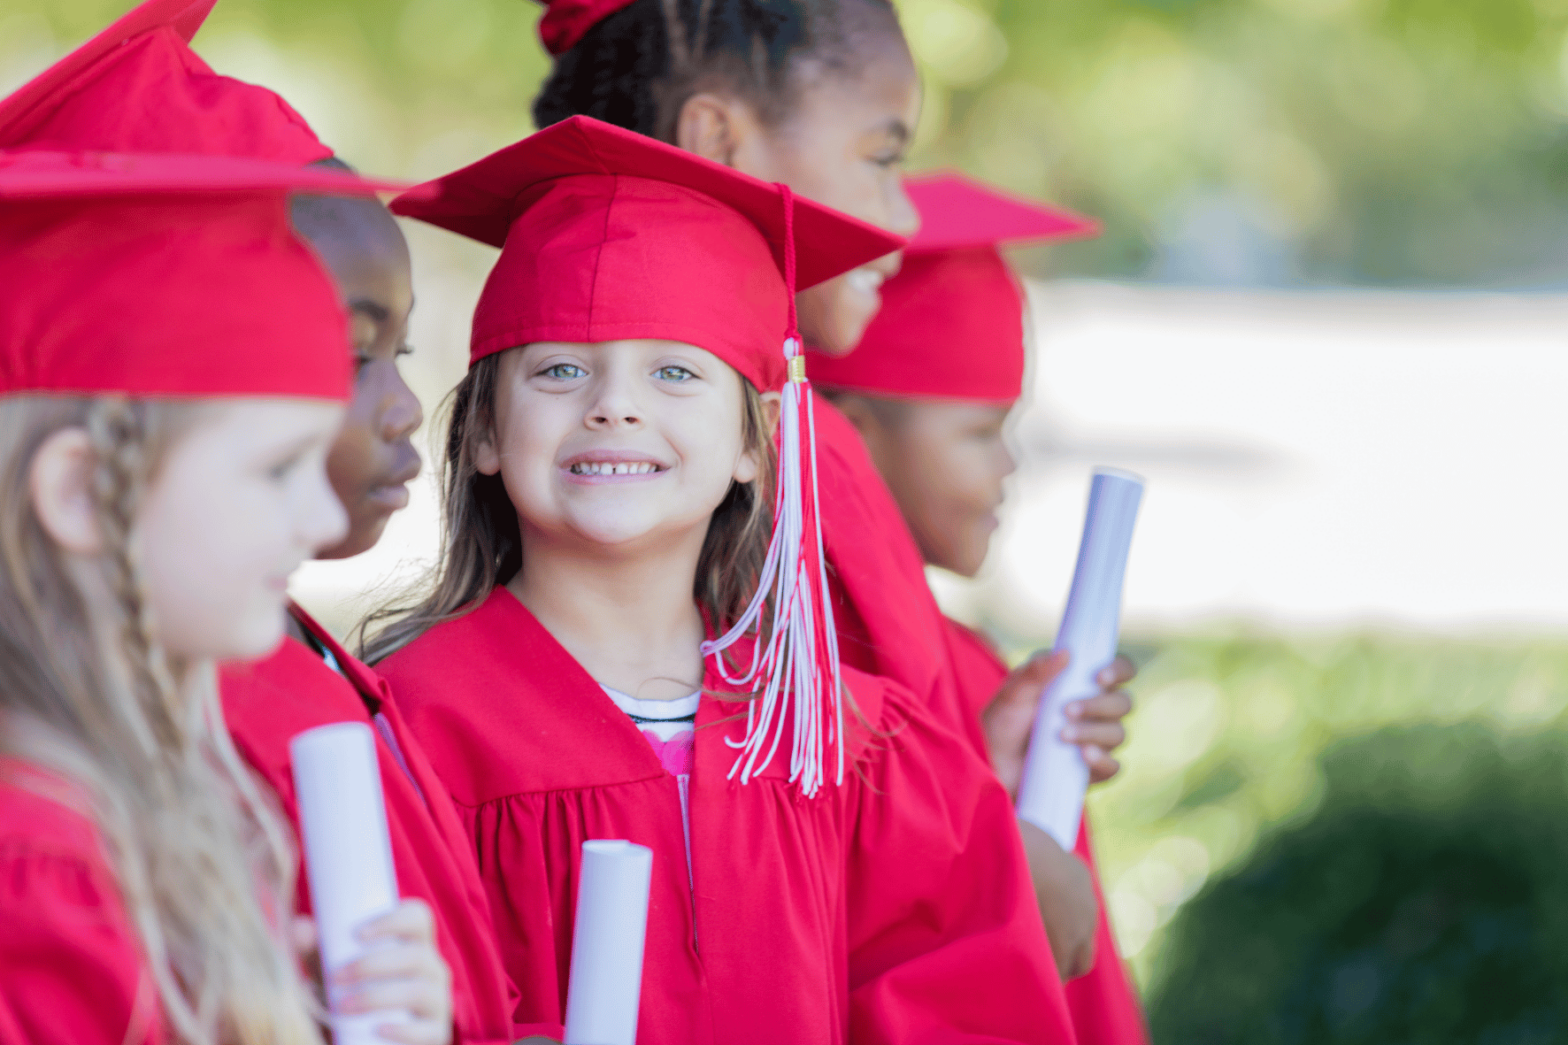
[325, 423, 377, 504]
[137, 467, 292, 661]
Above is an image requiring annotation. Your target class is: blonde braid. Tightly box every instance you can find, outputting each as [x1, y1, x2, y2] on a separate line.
[86, 398, 186, 755]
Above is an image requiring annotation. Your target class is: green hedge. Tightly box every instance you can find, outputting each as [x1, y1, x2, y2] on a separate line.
[1146, 723, 1568, 1043]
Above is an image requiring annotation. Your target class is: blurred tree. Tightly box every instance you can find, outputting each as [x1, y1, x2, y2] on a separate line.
[7, 0, 1568, 285]
[1145, 722, 1568, 1043]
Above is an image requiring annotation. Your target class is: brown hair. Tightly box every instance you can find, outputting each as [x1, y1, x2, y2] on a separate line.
[360, 351, 776, 663]
[0, 396, 323, 1045]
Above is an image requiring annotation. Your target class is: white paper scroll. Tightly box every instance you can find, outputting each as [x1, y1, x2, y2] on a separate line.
[563, 840, 655, 1045]
[1016, 467, 1145, 850]
[290, 722, 408, 1045]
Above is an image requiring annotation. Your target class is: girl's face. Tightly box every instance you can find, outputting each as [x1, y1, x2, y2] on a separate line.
[478, 340, 765, 556]
[730, 42, 923, 354]
[138, 400, 348, 661]
[298, 201, 423, 560]
[849, 398, 1017, 577]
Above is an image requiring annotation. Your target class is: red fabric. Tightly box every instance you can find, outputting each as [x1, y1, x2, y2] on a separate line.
[810, 247, 1027, 403]
[807, 173, 1096, 404]
[899, 173, 1097, 255]
[941, 618, 1151, 1045]
[0, 763, 163, 1045]
[0, 152, 363, 399]
[533, 0, 639, 55]
[0, 4, 329, 163]
[377, 587, 1077, 1045]
[390, 115, 903, 387]
[219, 606, 524, 1045]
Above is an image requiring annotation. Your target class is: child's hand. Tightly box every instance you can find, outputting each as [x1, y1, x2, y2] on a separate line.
[981, 650, 1066, 798]
[1062, 656, 1135, 785]
[981, 651, 1135, 796]
[1018, 819, 1098, 980]
[332, 899, 453, 1045]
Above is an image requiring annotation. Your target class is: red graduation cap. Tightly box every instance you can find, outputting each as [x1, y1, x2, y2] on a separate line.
[808, 172, 1098, 404]
[532, 0, 639, 57]
[0, 150, 399, 399]
[0, 0, 330, 163]
[393, 115, 906, 795]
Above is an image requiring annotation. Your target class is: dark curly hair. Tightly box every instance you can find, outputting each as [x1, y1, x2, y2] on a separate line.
[532, 0, 903, 143]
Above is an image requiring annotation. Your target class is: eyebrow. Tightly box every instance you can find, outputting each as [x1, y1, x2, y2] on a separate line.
[349, 299, 390, 324]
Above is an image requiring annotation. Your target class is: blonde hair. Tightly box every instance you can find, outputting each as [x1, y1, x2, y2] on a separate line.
[0, 395, 324, 1045]
[360, 351, 776, 662]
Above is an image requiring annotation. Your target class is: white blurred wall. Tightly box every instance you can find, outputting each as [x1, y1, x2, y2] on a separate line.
[295, 276, 1568, 640]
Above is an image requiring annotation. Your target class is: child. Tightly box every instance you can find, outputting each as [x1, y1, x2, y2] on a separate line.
[0, 151, 447, 1044]
[808, 172, 1150, 1045]
[530, 0, 1134, 786]
[0, 6, 523, 1040]
[368, 115, 1076, 1044]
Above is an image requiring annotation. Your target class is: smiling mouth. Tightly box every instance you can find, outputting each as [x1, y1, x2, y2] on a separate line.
[568, 461, 664, 477]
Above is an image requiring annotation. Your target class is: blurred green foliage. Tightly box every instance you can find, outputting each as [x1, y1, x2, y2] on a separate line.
[1070, 630, 1568, 990]
[7, 0, 1567, 284]
[1144, 723, 1568, 1042]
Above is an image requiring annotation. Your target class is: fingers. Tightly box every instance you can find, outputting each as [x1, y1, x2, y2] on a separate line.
[1064, 689, 1133, 725]
[356, 899, 437, 947]
[994, 649, 1068, 708]
[366, 1019, 452, 1045]
[332, 901, 452, 1044]
[1096, 654, 1137, 689]
[1085, 750, 1122, 785]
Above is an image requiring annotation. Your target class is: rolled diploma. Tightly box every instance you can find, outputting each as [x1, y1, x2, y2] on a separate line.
[1016, 468, 1144, 850]
[563, 840, 655, 1045]
[290, 722, 408, 1045]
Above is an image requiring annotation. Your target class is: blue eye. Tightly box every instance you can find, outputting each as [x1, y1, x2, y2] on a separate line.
[655, 365, 694, 382]
[542, 362, 587, 380]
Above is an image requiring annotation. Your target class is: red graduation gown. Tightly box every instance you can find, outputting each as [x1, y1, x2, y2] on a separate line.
[0, 763, 163, 1045]
[378, 587, 1076, 1045]
[219, 605, 521, 1045]
[944, 619, 1151, 1045]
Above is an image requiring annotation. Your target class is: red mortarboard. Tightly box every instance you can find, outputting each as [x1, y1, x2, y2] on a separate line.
[808, 172, 1098, 404]
[394, 115, 906, 795]
[0, 0, 330, 163]
[533, 0, 639, 57]
[391, 114, 902, 393]
[0, 150, 401, 399]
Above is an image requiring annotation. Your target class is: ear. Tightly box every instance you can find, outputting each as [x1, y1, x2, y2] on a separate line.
[733, 390, 783, 486]
[473, 423, 502, 477]
[29, 427, 104, 555]
[675, 92, 760, 167]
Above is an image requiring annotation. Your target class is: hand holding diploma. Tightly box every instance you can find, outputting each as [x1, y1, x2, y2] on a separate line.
[1016, 468, 1144, 851]
[291, 723, 452, 1045]
[564, 840, 654, 1045]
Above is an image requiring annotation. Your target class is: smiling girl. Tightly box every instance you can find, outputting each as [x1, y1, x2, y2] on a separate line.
[527, 0, 1135, 999]
[0, 151, 380, 1045]
[365, 115, 1072, 1044]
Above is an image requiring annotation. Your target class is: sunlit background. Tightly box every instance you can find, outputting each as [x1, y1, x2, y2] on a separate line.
[9, 0, 1568, 1035]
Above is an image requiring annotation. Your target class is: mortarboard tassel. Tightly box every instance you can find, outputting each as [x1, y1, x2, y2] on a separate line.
[702, 184, 845, 797]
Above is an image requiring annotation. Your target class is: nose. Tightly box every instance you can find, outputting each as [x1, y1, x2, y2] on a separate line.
[377, 365, 424, 444]
[1000, 440, 1018, 479]
[585, 368, 644, 430]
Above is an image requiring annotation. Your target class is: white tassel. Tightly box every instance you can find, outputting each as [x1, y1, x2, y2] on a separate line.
[702, 337, 843, 796]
